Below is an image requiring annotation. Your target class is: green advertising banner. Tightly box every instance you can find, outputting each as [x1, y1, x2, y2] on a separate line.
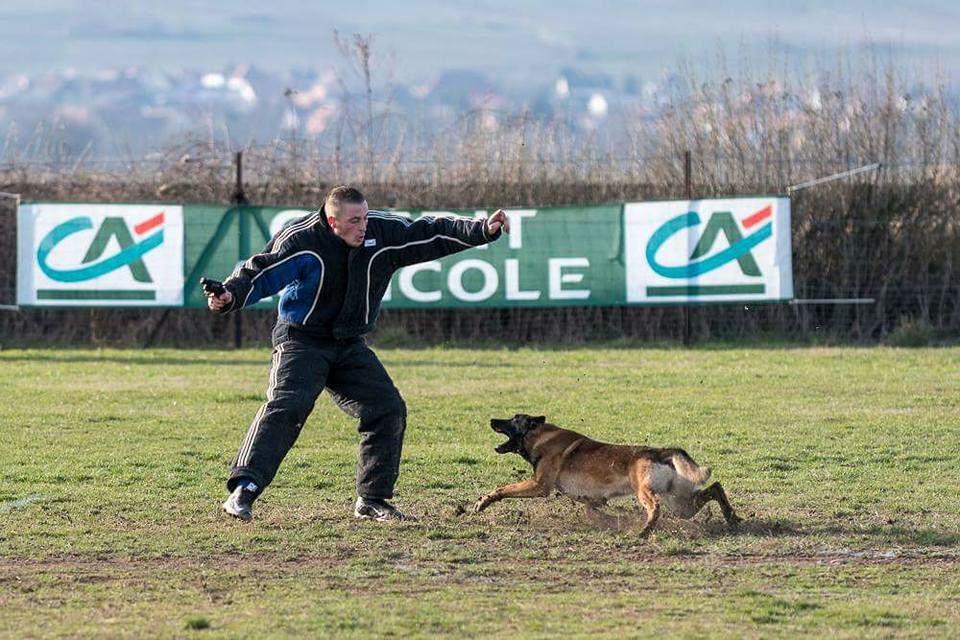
[181, 205, 298, 309]
[182, 204, 625, 309]
[382, 205, 624, 308]
[17, 198, 792, 308]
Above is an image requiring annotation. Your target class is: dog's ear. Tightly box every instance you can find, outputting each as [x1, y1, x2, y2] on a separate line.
[531, 415, 546, 424]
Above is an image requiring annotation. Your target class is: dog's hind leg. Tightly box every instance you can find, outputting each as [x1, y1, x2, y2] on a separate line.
[473, 478, 549, 513]
[635, 487, 661, 537]
[629, 462, 661, 536]
[702, 482, 742, 525]
[675, 482, 742, 526]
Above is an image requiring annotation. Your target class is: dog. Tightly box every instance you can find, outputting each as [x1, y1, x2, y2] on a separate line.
[474, 414, 742, 536]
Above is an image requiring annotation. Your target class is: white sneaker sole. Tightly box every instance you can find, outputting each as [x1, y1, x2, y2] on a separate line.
[223, 502, 252, 522]
[354, 511, 390, 521]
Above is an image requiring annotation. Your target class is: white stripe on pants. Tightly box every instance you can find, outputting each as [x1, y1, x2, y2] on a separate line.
[236, 343, 284, 468]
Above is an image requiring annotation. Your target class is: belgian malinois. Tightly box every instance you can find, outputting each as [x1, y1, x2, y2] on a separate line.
[474, 414, 742, 535]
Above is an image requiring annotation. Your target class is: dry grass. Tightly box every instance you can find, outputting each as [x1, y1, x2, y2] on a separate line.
[1, 52, 958, 346]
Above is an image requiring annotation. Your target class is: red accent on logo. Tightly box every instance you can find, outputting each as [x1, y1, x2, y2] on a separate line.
[134, 212, 165, 235]
[741, 205, 771, 229]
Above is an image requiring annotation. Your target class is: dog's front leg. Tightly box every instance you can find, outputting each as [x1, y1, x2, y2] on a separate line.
[473, 478, 549, 513]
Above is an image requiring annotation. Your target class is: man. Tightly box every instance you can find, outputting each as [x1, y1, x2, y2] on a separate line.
[207, 186, 509, 522]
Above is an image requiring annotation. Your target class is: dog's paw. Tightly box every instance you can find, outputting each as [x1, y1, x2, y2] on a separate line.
[473, 494, 498, 513]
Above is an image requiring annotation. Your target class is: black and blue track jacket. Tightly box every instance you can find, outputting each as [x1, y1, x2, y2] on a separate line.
[220, 206, 500, 338]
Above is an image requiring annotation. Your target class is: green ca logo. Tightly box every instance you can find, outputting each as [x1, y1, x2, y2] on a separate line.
[645, 206, 772, 278]
[37, 213, 165, 283]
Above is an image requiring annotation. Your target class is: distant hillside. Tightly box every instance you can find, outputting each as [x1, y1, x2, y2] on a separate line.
[2, 1, 959, 85]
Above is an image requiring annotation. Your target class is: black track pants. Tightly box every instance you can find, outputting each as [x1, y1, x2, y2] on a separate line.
[227, 327, 407, 500]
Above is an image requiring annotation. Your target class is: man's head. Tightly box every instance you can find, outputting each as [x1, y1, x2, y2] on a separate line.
[325, 186, 368, 247]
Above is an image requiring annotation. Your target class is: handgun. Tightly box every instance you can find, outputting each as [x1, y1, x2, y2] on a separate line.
[200, 277, 226, 297]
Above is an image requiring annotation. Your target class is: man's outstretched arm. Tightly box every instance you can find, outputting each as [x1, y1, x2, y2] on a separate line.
[383, 209, 510, 268]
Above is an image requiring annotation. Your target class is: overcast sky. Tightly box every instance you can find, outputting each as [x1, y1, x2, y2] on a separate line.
[2, 1, 958, 85]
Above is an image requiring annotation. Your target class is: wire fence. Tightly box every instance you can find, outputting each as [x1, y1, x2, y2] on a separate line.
[3, 57, 960, 347]
[0, 151, 957, 347]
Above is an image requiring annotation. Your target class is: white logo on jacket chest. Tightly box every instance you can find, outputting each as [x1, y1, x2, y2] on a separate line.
[364, 238, 377, 247]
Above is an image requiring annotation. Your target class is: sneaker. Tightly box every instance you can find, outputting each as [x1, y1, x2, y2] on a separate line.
[222, 483, 258, 521]
[353, 497, 417, 522]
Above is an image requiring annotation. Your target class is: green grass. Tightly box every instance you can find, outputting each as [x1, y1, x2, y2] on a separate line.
[1, 346, 958, 638]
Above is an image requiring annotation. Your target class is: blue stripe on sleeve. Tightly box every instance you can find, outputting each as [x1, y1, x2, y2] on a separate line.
[243, 252, 320, 309]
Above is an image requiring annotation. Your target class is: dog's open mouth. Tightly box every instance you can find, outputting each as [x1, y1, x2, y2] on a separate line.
[494, 439, 518, 454]
[490, 418, 519, 454]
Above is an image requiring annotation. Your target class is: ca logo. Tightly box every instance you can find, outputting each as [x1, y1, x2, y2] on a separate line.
[645, 206, 772, 278]
[37, 213, 165, 283]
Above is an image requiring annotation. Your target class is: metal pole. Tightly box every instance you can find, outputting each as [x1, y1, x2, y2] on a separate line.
[232, 151, 249, 206]
[786, 163, 881, 194]
[789, 298, 876, 305]
[145, 308, 172, 346]
[0, 192, 20, 311]
[234, 307, 243, 349]
[232, 151, 247, 349]
[682, 150, 692, 346]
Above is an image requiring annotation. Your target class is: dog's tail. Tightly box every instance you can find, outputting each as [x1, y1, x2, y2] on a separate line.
[670, 449, 711, 485]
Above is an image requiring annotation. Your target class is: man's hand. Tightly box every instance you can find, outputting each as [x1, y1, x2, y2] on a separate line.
[207, 289, 233, 312]
[486, 209, 510, 235]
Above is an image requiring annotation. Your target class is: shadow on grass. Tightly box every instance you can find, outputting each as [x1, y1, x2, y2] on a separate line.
[721, 516, 805, 538]
[815, 524, 960, 547]
[0, 353, 267, 367]
[370, 335, 960, 351]
[484, 502, 960, 551]
[701, 515, 960, 547]
[0, 352, 526, 369]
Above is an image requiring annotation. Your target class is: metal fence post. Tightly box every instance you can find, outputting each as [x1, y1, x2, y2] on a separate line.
[232, 152, 248, 349]
[683, 150, 693, 346]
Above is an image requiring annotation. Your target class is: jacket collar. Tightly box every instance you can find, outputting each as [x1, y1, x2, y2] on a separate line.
[318, 204, 332, 231]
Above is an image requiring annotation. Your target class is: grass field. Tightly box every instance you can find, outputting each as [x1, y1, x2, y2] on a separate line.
[1, 345, 958, 638]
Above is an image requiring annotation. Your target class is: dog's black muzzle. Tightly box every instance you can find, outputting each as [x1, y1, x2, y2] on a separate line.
[491, 417, 521, 454]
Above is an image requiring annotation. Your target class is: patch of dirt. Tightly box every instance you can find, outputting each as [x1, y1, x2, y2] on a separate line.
[1, 547, 957, 581]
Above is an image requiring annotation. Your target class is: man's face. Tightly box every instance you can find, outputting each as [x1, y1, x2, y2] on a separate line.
[328, 200, 368, 247]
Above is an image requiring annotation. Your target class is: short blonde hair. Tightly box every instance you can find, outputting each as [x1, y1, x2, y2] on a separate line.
[325, 186, 365, 216]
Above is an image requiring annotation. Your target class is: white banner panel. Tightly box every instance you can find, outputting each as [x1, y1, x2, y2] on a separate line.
[624, 197, 792, 303]
[17, 203, 184, 306]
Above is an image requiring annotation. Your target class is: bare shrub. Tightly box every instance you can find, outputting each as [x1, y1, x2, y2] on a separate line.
[1, 46, 957, 346]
